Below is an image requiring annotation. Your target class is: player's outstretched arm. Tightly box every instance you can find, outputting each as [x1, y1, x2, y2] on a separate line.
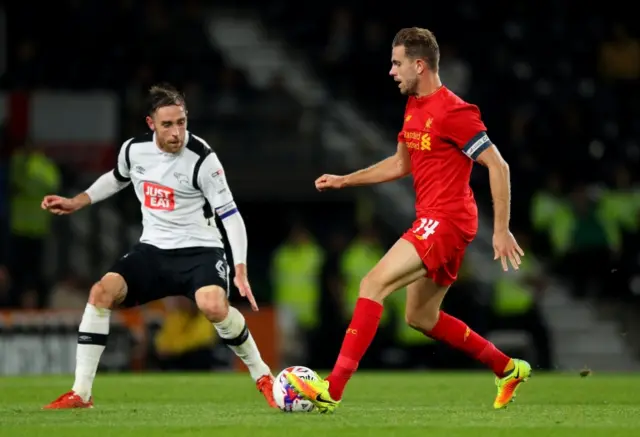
[476, 145, 524, 271]
[41, 170, 130, 215]
[315, 142, 411, 191]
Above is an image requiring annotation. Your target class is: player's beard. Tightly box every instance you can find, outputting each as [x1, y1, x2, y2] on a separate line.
[162, 139, 183, 153]
[403, 77, 418, 96]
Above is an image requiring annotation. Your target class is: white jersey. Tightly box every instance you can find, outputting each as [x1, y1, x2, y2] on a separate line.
[113, 132, 236, 250]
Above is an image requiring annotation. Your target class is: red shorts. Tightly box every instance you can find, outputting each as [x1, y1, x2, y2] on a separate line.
[401, 216, 476, 286]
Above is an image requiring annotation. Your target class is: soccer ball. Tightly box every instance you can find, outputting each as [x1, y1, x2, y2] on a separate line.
[272, 366, 318, 412]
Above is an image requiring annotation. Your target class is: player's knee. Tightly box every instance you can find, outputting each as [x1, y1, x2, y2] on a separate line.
[359, 272, 393, 303]
[195, 286, 229, 322]
[88, 273, 127, 308]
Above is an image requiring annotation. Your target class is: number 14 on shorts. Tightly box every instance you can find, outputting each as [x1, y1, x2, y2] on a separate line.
[413, 218, 440, 240]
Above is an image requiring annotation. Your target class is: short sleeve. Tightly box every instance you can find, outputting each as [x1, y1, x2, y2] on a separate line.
[113, 138, 133, 182]
[442, 104, 491, 160]
[397, 131, 405, 143]
[198, 153, 234, 210]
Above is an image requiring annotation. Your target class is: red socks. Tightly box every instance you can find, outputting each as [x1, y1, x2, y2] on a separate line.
[327, 298, 383, 400]
[325, 302, 510, 401]
[426, 311, 511, 376]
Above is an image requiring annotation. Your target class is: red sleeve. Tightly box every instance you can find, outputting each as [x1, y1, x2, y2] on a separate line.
[442, 103, 492, 160]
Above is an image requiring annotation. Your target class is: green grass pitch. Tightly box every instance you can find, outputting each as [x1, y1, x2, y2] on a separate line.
[1, 372, 638, 437]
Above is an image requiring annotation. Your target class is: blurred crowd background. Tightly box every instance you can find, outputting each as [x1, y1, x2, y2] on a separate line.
[0, 0, 639, 375]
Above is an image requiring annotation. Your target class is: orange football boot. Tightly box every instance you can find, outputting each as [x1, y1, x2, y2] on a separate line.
[43, 391, 93, 409]
[256, 375, 277, 408]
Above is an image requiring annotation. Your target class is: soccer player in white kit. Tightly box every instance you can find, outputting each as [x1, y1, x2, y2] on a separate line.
[41, 84, 277, 409]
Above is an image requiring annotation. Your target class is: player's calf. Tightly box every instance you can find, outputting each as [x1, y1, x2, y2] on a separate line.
[194, 287, 263, 374]
[404, 277, 448, 333]
[74, 274, 127, 399]
[406, 278, 513, 377]
[45, 273, 127, 409]
[405, 311, 439, 333]
[194, 286, 275, 407]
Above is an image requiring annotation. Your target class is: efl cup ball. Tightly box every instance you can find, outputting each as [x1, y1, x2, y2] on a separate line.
[272, 366, 318, 412]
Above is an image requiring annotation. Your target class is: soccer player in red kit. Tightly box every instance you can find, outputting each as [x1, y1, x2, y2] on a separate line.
[287, 27, 530, 412]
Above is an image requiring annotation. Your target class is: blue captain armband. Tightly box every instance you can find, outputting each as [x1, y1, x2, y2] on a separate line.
[215, 201, 238, 220]
[462, 132, 491, 160]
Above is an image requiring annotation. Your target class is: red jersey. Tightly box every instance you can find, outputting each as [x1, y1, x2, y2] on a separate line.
[398, 86, 491, 227]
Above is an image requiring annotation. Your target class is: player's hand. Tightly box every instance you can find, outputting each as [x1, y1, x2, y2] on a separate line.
[41, 195, 83, 215]
[234, 265, 259, 312]
[315, 174, 346, 191]
[493, 230, 524, 272]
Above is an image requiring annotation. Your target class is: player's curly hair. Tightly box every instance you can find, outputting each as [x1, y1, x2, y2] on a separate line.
[147, 83, 187, 115]
[392, 27, 440, 72]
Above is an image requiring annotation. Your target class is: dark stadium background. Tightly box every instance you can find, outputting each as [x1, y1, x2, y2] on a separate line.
[0, 0, 639, 377]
